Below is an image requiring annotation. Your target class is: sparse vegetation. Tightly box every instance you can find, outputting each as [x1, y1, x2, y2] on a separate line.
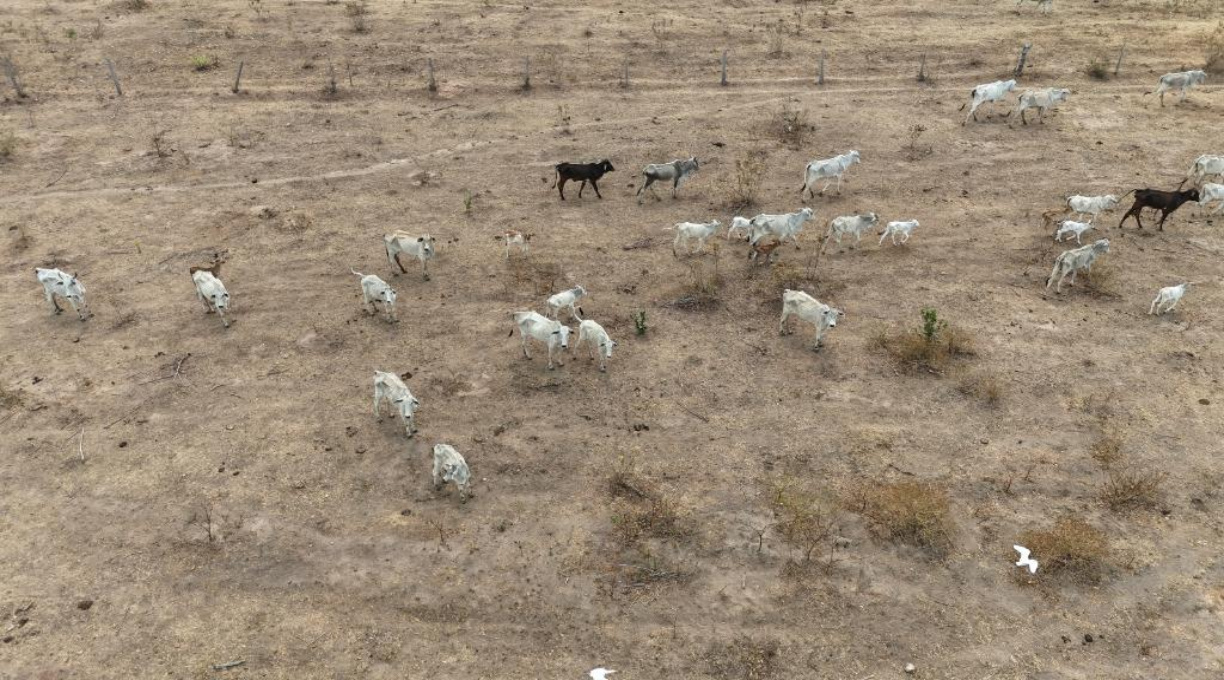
[674, 244, 723, 310]
[650, 17, 673, 53]
[874, 307, 974, 374]
[775, 104, 809, 148]
[0, 129, 16, 160]
[462, 188, 473, 214]
[1086, 58, 1110, 80]
[849, 480, 955, 556]
[248, 0, 265, 20]
[507, 257, 561, 296]
[1089, 434, 1124, 469]
[1018, 517, 1110, 584]
[190, 54, 218, 71]
[346, 0, 369, 33]
[769, 482, 839, 564]
[707, 636, 780, 680]
[633, 310, 648, 336]
[957, 371, 1004, 406]
[903, 123, 932, 160]
[151, 129, 173, 159]
[1083, 259, 1119, 298]
[1205, 21, 1224, 74]
[555, 104, 572, 135]
[765, 19, 785, 58]
[0, 384, 24, 410]
[727, 149, 768, 211]
[1101, 467, 1166, 511]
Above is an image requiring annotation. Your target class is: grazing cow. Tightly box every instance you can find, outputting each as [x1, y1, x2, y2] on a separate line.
[1012, 88, 1070, 125]
[800, 151, 860, 198]
[637, 157, 700, 202]
[1054, 219, 1094, 244]
[960, 79, 1017, 124]
[1067, 194, 1120, 223]
[575, 319, 616, 372]
[497, 230, 534, 259]
[1198, 183, 1224, 214]
[1118, 187, 1201, 230]
[191, 267, 231, 328]
[1016, 0, 1052, 12]
[552, 160, 615, 200]
[432, 444, 471, 503]
[352, 269, 398, 322]
[547, 286, 586, 321]
[511, 311, 572, 369]
[373, 370, 419, 438]
[780, 289, 843, 351]
[1150, 282, 1192, 315]
[1146, 70, 1207, 107]
[726, 216, 753, 241]
[748, 208, 815, 247]
[1046, 238, 1110, 293]
[384, 232, 436, 280]
[879, 219, 919, 246]
[1187, 155, 1224, 186]
[668, 220, 722, 256]
[826, 213, 880, 247]
[34, 268, 89, 320]
[749, 238, 783, 265]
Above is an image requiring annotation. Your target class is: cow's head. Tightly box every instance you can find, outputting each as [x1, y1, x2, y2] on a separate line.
[823, 307, 844, 329]
[1184, 188, 1201, 202]
[1190, 70, 1207, 84]
[443, 460, 470, 487]
[1103, 195, 1119, 208]
[1003, 79, 1017, 91]
[212, 291, 230, 311]
[598, 160, 615, 173]
[380, 286, 397, 306]
[393, 394, 419, 417]
[552, 324, 571, 349]
[417, 235, 436, 259]
[846, 150, 861, 165]
[863, 213, 879, 226]
[602, 337, 617, 358]
[1093, 239, 1111, 254]
[798, 207, 814, 220]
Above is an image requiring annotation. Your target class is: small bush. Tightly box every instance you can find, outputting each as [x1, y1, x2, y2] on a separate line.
[769, 482, 838, 563]
[775, 105, 809, 148]
[0, 384, 24, 410]
[633, 310, 647, 336]
[0, 129, 15, 160]
[765, 19, 785, 58]
[9, 225, 32, 251]
[1085, 58, 1110, 80]
[607, 459, 690, 546]
[346, 0, 369, 33]
[875, 308, 974, 374]
[673, 246, 723, 310]
[1206, 21, 1224, 74]
[1089, 434, 1124, 468]
[1018, 517, 1109, 584]
[708, 636, 780, 680]
[850, 481, 955, 556]
[1101, 467, 1166, 511]
[1083, 260, 1119, 298]
[957, 372, 1003, 406]
[902, 124, 932, 160]
[727, 149, 768, 212]
[190, 55, 218, 71]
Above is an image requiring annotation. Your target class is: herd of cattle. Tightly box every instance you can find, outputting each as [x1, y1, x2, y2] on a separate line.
[26, 65, 1221, 503]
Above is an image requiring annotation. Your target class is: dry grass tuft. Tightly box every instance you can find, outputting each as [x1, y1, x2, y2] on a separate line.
[0, 384, 24, 410]
[1085, 58, 1110, 80]
[707, 636, 780, 680]
[1206, 21, 1224, 74]
[671, 246, 723, 310]
[875, 308, 974, 374]
[1083, 260, 1120, 298]
[1101, 467, 1166, 511]
[1089, 434, 1124, 469]
[849, 481, 955, 556]
[957, 371, 1004, 406]
[727, 149, 768, 212]
[507, 257, 562, 297]
[0, 129, 16, 161]
[768, 482, 839, 564]
[1018, 517, 1110, 584]
[775, 104, 809, 148]
[607, 457, 691, 546]
[9, 225, 32, 252]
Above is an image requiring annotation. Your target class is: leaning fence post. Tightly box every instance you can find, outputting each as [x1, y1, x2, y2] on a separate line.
[620, 60, 629, 88]
[427, 58, 437, 93]
[817, 49, 826, 85]
[232, 60, 245, 94]
[1014, 41, 1032, 78]
[917, 53, 927, 82]
[521, 56, 531, 91]
[1113, 43, 1125, 76]
[105, 58, 123, 96]
[720, 50, 728, 86]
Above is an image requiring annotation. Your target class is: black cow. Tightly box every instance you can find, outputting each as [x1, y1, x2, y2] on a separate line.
[1118, 187, 1201, 231]
[552, 160, 614, 200]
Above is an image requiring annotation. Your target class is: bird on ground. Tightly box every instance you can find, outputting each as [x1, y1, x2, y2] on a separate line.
[590, 669, 617, 680]
[1014, 544, 1039, 574]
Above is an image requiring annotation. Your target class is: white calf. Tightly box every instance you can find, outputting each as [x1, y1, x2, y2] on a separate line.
[384, 232, 436, 280]
[34, 268, 90, 320]
[373, 370, 420, 437]
[432, 444, 471, 503]
[191, 270, 231, 328]
[669, 220, 722, 256]
[547, 286, 586, 321]
[1054, 219, 1094, 244]
[1149, 282, 1191, 315]
[726, 216, 753, 241]
[1046, 238, 1110, 293]
[879, 219, 919, 246]
[748, 207, 815, 247]
[780, 289, 843, 351]
[637, 157, 700, 202]
[1188, 155, 1224, 186]
[1066, 194, 1120, 222]
[511, 311, 572, 369]
[498, 230, 533, 259]
[961, 79, 1017, 124]
[576, 319, 616, 372]
[800, 151, 860, 198]
[827, 213, 880, 247]
[1198, 183, 1224, 214]
[1012, 88, 1070, 125]
[1016, 0, 1052, 12]
[1147, 70, 1207, 107]
[352, 269, 397, 322]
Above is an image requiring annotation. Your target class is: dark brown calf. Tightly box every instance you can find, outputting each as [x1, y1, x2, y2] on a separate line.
[552, 160, 614, 200]
[1118, 188, 1201, 231]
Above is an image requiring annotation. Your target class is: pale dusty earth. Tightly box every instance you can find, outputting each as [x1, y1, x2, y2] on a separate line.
[2, 0, 1223, 678]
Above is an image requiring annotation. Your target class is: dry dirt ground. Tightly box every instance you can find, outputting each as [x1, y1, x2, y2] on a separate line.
[2, 0, 1224, 678]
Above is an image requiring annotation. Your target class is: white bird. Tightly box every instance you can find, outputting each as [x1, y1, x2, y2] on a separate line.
[1014, 545, 1039, 574]
[590, 669, 617, 680]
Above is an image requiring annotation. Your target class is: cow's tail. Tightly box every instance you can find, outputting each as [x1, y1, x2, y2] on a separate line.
[350, 268, 364, 278]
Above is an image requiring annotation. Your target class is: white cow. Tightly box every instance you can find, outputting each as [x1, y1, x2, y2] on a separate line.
[1054, 219, 1095, 244]
[191, 270, 231, 328]
[1188, 155, 1224, 186]
[780, 289, 843, 350]
[826, 213, 880, 247]
[575, 319, 616, 372]
[1198, 183, 1224, 215]
[373, 370, 420, 438]
[432, 444, 471, 503]
[748, 208, 815, 247]
[384, 232, 436, 280]
[961, 79, 1017, 124]
[1046, 239, 1110, 293]
[637, 157, 700, 202]
[1012, 88, 1070, 125]
[547, 286, 586, 321]
[726, 216, 753, 241]
[1016, 0, 1052, 12]
[1149, 282, 1192, 315]
[879, 219, 919, 246]
[800, 151, 860, 198]
[497, 230, 533, 259]
[668, 220, 722, 256]
[352, 269, 397, 322]
[511, 311, 572, 369]
[1147, 70, 1207, 107]
[34, 268, 89, 320]
[1067, 194, 1120, 223]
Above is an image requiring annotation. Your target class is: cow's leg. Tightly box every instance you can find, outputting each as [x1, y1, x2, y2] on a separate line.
[520, 332, 532, 359]
[393, 252, 407, 274]
[546, 343, 557, 370]
[779, 308, 791, 335]
[557, 177, 568, 200]
[672, 232, 682, 257]
[577, 180, 588, 198]
[1149, 295, 1160, 315]
[1157, 209, 1170, 231]
[46, 290, 63, 314]
[590, 178, 603, 199]
[421, 258, 430, 282]
[1166, 297, 1180, 312]
[217, 307, 230, 328]
[197, 290, 213, 313]
[374, 389, 383, 418]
